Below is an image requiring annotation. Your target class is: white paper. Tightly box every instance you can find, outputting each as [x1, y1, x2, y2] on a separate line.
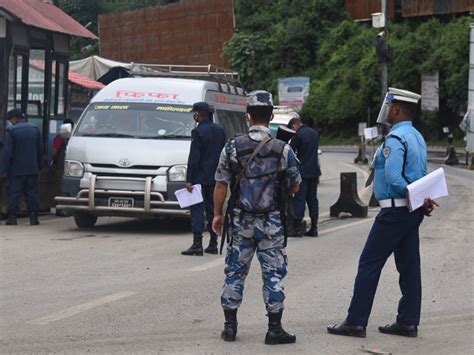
[364, 127, 379, 140]
[174, 184, 203, 208]
[49, 120, 57, 134]
[407, 168, 448, 212]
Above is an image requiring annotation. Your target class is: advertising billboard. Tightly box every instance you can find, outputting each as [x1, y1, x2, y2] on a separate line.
[278, 77, 310, 110]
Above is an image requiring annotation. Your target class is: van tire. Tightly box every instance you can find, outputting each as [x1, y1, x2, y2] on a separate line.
[74, 213, 98, 228]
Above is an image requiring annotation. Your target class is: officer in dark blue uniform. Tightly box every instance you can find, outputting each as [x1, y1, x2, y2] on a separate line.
[287, 118, 321, 237]
[327, 88, 438, 338]
[0, 108, 43, 226]
[181, 102, 226, 256]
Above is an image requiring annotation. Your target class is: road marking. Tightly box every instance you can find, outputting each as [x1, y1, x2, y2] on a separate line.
[26, 291, 137, 326]
[189, 217, 375, 272]
[317, 217, 374, 236]
[189, 257, 225, 272]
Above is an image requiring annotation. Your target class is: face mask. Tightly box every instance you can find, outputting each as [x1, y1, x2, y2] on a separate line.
[6, 121, 13, 128]
[376, 92, 394, 124]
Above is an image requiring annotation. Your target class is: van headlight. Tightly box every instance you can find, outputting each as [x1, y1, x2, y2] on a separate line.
[65, 160, 84, 178]
[168, 165, 187, 182]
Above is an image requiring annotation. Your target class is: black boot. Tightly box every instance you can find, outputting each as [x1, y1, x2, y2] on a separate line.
[304, 218, 318, 237]
[29, 212, 39, 226]
[5, 214, 17, 226]
[204, 235, 218, 254]
[221, 309, 238, 341]
[181, 234, 203, 256]
[290, 219, 306, 238]
[264, 311, 296, 345]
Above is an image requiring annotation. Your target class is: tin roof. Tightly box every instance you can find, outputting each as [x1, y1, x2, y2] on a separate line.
[29, 59, 105, 90]
[69, 71, 105, 90]
[0, 0, 98, 39]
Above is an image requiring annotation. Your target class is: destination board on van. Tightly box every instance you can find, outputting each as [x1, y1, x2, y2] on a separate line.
[92, 103, 192, 112]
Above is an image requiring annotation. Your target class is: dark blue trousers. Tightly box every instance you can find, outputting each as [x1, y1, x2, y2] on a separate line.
[293, 178, 319, 219]
[7, 175, 39, 214]
[347, 207, 424, 327]
[190, 184, 217, 237]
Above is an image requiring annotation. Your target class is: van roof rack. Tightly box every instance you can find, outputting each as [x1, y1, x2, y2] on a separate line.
[129, 63, 245, 94]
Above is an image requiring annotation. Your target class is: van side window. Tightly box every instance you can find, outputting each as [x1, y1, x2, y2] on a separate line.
[216, 110, 247, 140]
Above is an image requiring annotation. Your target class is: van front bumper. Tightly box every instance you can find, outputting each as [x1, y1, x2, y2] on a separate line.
[55, 174, 189, 218]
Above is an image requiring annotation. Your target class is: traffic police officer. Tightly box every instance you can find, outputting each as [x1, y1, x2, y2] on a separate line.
[212, 91, 301, 344]
[287, 117, 321, 237]
[327, 88, 438, 338]
[0, 108, 43, 226]
[181, 102, 226, 256]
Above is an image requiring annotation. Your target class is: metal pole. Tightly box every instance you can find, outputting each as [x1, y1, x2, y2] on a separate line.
[381, 0, 388, 100]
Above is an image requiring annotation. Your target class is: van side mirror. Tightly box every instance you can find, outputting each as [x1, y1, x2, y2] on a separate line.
[60, 123, 72, 139]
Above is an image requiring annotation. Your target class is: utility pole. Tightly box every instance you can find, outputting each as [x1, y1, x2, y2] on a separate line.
[381, 0, 388, 100]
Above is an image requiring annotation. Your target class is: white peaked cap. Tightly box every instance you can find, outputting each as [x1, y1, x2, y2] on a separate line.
[387, 87, 421, 104]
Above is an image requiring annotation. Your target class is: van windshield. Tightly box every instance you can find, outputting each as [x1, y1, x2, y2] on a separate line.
[75, 103, 195, 139]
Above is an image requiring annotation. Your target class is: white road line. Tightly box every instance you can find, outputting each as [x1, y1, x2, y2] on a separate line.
[189, 217, 375, 272]
[26, 291, 137, 326]
[317, 217, 374, 236]
[189, 257, 225, 272]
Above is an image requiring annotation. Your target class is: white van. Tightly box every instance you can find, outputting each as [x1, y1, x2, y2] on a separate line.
[55, 66, 247, 228]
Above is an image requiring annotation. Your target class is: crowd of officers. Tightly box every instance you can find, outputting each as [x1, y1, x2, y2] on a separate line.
[1, 87, 436, 345]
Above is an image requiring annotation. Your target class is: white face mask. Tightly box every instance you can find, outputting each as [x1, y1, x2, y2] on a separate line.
[376, 92, 395, 125]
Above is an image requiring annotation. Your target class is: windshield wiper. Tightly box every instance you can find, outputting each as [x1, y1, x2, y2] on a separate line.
[140, 134, 191, 139]
[78, 133, 138, 138]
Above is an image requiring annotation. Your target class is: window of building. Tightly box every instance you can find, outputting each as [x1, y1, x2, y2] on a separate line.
[28, 49, 46, 117]
[7, 53, 27, 111]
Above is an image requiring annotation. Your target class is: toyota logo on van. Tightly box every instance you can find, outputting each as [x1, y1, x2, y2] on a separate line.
[118, 158, 131, 167]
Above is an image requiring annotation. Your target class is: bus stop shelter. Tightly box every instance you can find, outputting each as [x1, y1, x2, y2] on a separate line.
[0, 0, 97, 216]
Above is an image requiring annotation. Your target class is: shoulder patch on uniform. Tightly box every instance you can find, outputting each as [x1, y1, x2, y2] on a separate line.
[383, 147, 391, 158]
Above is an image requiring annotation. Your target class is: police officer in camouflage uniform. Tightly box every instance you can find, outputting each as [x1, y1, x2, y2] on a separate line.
[212, 91, 301, 345]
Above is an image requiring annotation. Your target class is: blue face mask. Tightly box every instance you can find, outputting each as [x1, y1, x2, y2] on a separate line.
[6, 120, 13, 128]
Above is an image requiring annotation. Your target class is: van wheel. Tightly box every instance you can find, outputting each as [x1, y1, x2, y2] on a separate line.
[74, 213, 98, 228]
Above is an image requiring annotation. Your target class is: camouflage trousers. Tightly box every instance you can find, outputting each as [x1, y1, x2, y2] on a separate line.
[221, 209, 288, 313]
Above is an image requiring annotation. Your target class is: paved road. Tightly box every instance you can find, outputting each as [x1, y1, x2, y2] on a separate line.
[1, 152, 472, 354]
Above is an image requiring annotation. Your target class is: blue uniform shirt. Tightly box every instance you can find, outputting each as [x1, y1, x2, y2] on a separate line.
[186, 120, 226, 186]
[374, 121, 427, 200]
[0, 121, 43, 177]
[290, 125, 321, 179]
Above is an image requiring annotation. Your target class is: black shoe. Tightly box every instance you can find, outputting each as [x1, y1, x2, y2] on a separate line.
[264, 311, 296, 345]
[5, 214, 17, 226]
[204, 235, 218, 254]
[327, 320, 366, 338]
[379, 322, 418, 337]
[29, 212, 39, 226]
[181, 235, 203, 256]
[221, 309, 238, 342]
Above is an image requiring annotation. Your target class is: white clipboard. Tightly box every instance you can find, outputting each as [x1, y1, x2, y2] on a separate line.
[407, 168, 448, 212]
[174, 184, 204, 208]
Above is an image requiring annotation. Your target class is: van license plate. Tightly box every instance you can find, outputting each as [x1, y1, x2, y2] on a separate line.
[109, 198, 134, 208]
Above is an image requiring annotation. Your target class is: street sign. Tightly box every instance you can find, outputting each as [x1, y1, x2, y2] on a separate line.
[278, 77, 310, 110]
[364, 126, 379, 141]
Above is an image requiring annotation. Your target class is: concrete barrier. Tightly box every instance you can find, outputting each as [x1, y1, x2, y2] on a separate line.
[330, 172, 368, 218]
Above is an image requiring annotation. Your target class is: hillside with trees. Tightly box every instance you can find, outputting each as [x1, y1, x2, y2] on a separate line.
[57, 0, 472, 140]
